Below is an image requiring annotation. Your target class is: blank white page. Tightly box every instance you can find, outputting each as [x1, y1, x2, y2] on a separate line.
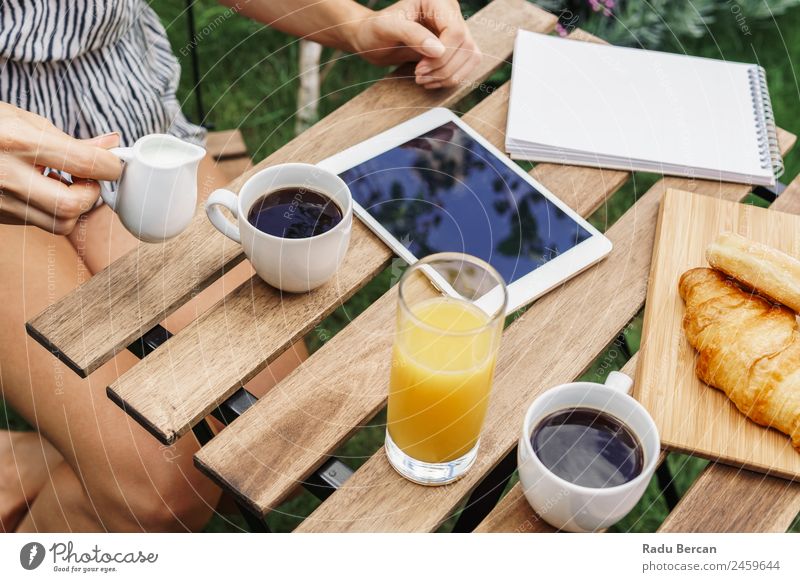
[507, 31, 769, 181]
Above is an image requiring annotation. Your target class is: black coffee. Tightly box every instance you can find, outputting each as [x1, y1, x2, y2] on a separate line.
[247, 187, 342, 239]
[531, 407, 643, 488]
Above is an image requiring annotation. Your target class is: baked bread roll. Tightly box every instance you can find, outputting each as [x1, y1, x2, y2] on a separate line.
[679, 268, 800, 450]
[706, 232, 800, 312]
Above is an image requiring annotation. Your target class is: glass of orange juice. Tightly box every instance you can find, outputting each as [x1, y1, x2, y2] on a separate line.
[385, 253, 508, 485]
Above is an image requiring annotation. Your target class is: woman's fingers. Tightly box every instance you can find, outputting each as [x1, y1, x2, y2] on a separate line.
[81, 132, 121, 149]
[2, 159, 100, 220]
[0, 192, 78, 234]
[0, 213, 25, 227]
[416, 38, 481, 89]
[413, 0, 474, 74]
[416, 46, 469, 87]
[19, 126, 122, 181]
[415, 25, 465, 78]
[390, 16, 446, 59]
[355, 9, 439, 65]
[0, 101, 114, 233]
[435, 50, 481, 89]
[415, 35, 480, 89]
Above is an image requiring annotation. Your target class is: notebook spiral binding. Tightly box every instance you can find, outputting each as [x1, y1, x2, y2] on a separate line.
[748, 66, 784, 179]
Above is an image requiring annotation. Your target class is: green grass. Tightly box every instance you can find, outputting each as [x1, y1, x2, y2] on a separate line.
[2, 1, 799, 533]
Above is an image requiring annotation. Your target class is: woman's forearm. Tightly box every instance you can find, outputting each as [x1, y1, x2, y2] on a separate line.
[219, 0, 370, 52]
[220, 0, 480, 89]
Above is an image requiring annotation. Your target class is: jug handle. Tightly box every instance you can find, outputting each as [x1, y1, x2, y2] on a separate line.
[99, 147, 134, 211]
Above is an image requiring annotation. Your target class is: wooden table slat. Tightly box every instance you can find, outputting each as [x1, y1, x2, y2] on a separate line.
[216, 157, 254, 183]
[26, 0, 557, 378]
[206, 129, 249, 160]
[658, 463, 800, 533]
[474, 481, 555, 533]
[106, 218, 392, 444]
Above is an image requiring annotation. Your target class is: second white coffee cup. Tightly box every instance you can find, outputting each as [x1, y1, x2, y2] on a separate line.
[517, 372, 660, 533]
[205, 163, 352, 293]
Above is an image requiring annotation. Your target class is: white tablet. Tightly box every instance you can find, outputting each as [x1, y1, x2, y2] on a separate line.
[318, 108, 612, 313]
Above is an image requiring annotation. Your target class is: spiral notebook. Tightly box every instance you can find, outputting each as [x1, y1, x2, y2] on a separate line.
[506, 31, 783, 186]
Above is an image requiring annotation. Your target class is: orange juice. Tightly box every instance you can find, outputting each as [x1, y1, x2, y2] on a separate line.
[387, 296, 500, 463]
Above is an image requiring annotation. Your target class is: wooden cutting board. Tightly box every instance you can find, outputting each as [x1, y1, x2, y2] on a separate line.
[635, 188, 800, 480]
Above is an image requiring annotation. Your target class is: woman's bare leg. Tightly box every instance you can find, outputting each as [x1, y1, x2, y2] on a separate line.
[15, 462, 110, 532]
[1, 225, 221, 532]
[0, 430, 62, 531]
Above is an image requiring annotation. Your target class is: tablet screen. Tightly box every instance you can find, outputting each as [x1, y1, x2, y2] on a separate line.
[339, 121, 591, 285]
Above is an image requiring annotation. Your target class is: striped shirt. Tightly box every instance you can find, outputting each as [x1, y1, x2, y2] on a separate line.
[0, 0, 206, 146]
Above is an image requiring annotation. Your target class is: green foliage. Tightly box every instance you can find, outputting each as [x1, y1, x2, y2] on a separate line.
[606, 0, 716, 46]
[536, 0, 800, 47]
[735, 0, 800, 19]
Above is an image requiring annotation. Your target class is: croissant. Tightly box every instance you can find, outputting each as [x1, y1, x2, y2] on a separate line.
[707, 232, 800, 313]
[678, 268, 800, 450]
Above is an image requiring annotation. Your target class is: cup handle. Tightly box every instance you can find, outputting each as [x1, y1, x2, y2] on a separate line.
[604, 371, 634, 395]
[99, 147, 134, 211]
[205, 189, 241, 243]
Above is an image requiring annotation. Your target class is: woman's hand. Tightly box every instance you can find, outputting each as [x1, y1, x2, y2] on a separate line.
[348, 0, 481, 89]
[0, 102, 121, 234]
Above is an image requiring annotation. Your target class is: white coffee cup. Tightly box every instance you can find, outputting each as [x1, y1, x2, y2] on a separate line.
[100, 134, 205, 243]
[205, 163, 352, 293]
[517, 372, 660, 532]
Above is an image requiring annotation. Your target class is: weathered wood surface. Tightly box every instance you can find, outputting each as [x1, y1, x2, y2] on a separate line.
[206, 129, 248, 160]
[216, 156, 253, 183]
[658, 463, 800, 533]
[106, 217, 392, 444]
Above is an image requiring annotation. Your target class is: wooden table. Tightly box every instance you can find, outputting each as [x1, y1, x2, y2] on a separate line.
[26, 0, 800, 533]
